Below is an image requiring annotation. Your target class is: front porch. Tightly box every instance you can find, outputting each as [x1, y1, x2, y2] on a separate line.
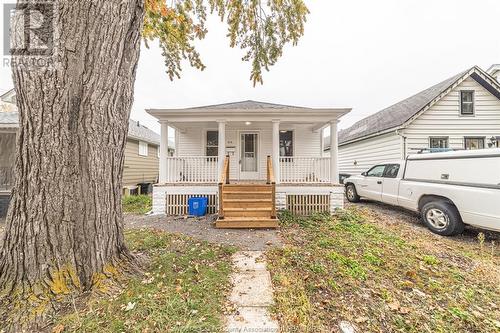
[147, 101, 350, 226]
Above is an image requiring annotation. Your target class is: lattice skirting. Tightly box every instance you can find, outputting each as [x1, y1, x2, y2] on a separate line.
[165, 193, 218, 215]
[286, 194, 330, 216]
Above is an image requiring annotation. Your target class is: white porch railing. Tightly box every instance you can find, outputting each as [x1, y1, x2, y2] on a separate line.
[166, 156, 219, 183]
[279, 157, 331, 183]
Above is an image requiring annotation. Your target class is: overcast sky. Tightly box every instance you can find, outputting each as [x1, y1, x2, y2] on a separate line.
[1, 0, 499, 135]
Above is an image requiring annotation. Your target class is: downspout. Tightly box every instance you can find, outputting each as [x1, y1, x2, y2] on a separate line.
[396, 129, 407, 159]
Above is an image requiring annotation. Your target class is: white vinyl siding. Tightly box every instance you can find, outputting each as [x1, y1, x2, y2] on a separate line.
[403, 77, 500, 151]
[338, 132, 401, 175]
[176, 123, 321, 180]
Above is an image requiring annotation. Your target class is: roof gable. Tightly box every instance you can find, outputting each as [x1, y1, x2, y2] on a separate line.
[190, 100, 309, 110]
[339, 66, 500, 145]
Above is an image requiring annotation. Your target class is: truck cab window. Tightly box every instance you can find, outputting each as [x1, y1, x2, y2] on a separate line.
[383, 164, 400, 178]
[366, 165, 386, 177]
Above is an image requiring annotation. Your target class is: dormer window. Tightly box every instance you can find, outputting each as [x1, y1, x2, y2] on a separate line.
[460, 91, 474, 115]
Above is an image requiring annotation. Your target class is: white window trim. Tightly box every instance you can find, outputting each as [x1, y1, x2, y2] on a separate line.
[429, 136, 449, 149]
[139, 141, 149, 156]
[204, 129, 219, 157]
[459, 90, 475, 116]
[279, 129, 295, 157]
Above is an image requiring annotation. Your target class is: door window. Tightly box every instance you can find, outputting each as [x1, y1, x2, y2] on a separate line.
[366, 165, 386, 177]
[241, 133, 258, 172]
[383, 164, 400, 178]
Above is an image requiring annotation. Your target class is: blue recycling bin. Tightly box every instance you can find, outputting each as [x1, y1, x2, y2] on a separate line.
[188, 197, 208, 216]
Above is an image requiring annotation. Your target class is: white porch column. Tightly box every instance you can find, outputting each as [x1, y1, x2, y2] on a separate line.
[217, 120, 226, 181]
[159, 121, 169, 183]
[329, 120, 339, 184]
[320, 128, 324, 157]
[272, 119, 280, 183]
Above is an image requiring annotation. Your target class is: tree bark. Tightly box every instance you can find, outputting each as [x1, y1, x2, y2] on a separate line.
[0, 0, 144, 328]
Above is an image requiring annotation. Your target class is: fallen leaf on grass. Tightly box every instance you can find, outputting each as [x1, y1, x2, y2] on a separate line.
[355, 316, 369, 323]
[52, 324, 65, 333]
[399, 307, 410, 314]
[388, 300, 400, 311]
[124, 302, 136, 311]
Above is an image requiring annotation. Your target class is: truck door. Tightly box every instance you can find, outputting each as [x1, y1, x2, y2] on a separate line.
[381, 164, 401, 205]
[358, 165, 385, 201]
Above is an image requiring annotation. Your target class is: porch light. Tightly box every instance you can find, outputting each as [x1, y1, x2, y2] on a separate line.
[245, 121, 252, 125]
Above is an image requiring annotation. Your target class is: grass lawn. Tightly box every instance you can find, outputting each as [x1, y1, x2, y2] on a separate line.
[267, 208, 500, 333]
[123, 195, 152, 215]
[57, 229, 236, 332]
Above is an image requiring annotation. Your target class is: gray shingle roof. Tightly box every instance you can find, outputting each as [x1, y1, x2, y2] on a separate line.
[190, 100, 309, 110]
[1, 96, 162, 146]
[0, 110, 18, 126]
[338, 68, 472, 144]
[128, 119, 161, 146]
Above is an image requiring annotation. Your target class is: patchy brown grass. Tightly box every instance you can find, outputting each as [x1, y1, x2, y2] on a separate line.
[55, 229, 236, 333]
[267, 208, 500, 333]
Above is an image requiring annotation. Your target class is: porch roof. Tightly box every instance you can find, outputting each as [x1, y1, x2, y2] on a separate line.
[147, 100, 351, 131]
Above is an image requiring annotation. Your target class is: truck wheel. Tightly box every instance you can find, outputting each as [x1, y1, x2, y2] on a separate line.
[421, 201, 464, 236]
[345, 184, 360, 203]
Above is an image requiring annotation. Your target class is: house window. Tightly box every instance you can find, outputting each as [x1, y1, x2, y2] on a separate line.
[429, 137, 449, 149]
[139, 141, 148, 156]
[460, 91, 474, 115]
[279, 130, 293, 157]
[206, 131, 218, 156]
[464, 137, 485, 150]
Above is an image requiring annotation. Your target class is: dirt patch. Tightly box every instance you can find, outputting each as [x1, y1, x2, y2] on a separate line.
[124, 214, 282, 251]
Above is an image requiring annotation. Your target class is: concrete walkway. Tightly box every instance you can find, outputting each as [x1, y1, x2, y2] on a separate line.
[226, 251, 279, 333]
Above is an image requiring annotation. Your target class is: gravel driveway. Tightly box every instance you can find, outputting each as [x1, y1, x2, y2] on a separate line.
[124, 214, 282, 251]
[350, 200, 499, 243]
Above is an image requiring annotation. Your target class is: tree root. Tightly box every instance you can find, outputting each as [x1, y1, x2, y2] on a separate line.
[0, 254, 143, 333]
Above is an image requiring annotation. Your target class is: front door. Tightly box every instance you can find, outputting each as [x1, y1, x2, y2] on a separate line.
[239, 132, 259, 179]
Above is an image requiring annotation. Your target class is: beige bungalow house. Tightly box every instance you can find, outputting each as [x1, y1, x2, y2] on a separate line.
[0, 89, 171, 217]
[147, 100, 351, 228]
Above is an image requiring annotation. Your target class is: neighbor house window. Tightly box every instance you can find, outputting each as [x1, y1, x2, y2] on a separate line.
[464, 137, 485, 150]
[206, 131, 218, 156]
[460, 91, 474, 115]
[139, 141, 148, 156]
[429, 137, 449, 149]
[279, 130, 294, 157]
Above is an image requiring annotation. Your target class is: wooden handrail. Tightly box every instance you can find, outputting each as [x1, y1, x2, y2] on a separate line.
[267, 155, 275, 184]
[220, 155, 230, 185]
[267, 156, 276, 218]
[218, 155, 230, 219]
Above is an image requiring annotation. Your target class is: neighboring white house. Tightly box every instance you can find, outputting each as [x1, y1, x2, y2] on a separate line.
[488, 64, 500, 82]
[334, 66, 500, 175]
[147, 100, 351, 226]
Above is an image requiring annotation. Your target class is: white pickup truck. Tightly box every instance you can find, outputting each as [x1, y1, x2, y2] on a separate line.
[344, 149, 500, 236]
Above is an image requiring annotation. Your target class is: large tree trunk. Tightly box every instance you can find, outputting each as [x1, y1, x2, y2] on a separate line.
[0, 0, 144, 328]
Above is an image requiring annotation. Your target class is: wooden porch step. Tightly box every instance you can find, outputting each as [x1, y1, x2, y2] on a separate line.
[223, 191, 273, 198]
[223, 198, 272, 202]
[222, 185, 271, 192]
[223, 207, 273, 218]
[215, 217, 279, 229]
